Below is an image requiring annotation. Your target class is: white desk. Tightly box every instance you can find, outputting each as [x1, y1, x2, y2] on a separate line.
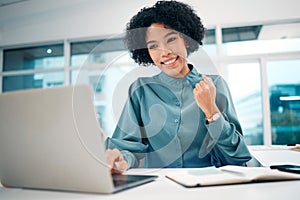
[249, 145, 300, 166]
[1, 167, 300, 200]
[1, 147, 300, 200]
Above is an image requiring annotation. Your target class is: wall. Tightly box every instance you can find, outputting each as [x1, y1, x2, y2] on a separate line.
[0, 0, 300, 47]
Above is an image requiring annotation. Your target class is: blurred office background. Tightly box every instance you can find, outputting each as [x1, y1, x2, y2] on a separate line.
[0, 0, 299, 146]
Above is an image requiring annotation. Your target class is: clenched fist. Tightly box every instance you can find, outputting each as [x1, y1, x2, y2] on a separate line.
[193, 75, 220, 121]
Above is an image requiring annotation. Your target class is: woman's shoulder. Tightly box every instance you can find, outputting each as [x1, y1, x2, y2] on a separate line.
[129, 75, 160, 91]
[132, 72, 164, 84]
[132, 76, 158, 85]
[205, 74, 225, 83]
[205, 74, 230, 92]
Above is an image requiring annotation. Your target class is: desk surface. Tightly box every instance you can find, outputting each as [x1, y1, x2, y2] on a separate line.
[249, 145, 300, 166]
[1, 167, 300, 200]
[1, 147, 300, 200]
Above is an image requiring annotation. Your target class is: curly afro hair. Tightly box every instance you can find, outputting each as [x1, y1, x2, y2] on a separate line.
[124, 0, 205, 66]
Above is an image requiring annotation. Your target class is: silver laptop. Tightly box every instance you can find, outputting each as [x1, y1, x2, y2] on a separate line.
[0, 85, 157, 194]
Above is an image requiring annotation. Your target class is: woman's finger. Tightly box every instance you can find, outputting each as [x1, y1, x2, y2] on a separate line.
[202, 74, 213, 86]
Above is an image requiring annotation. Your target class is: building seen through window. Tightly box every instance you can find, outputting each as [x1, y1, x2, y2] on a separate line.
[267, 60, 300, 145]
[2, 44, 64, 92]
[270, 84, 300, 144]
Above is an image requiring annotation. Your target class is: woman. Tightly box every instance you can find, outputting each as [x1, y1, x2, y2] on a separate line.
[105, 0, 251, 174]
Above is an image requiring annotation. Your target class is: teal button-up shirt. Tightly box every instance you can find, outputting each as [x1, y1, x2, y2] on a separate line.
[106, 65, 251, 168]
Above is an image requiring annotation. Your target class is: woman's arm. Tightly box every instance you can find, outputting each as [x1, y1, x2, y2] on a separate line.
[105, 80, 148, 169]
[194, 75, 252, 166]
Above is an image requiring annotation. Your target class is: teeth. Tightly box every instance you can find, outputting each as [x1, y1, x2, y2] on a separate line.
[164, 58, 176, 65]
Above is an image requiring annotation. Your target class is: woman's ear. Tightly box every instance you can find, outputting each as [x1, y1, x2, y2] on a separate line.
[184, 40, 190, 52]
[185, 42, 190, 49]
[182, 35, 190, 50]
[179, 33, 190, 52]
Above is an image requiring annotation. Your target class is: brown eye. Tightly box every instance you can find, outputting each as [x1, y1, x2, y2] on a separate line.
[167, 37, 177, 43]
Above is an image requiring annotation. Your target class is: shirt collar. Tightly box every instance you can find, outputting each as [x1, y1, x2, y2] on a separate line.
[184, 64, 202, 88]
[155, 64, 202, 88]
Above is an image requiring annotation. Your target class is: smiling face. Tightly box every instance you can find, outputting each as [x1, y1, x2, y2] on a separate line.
[146, 23, 190, 78]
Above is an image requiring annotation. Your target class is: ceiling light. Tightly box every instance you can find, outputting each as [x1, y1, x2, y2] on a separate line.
[46, 48, 52, 54]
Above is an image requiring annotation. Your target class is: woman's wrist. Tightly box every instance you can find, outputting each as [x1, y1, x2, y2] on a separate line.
[206, 112, 222, 124]
[204, 106, 221, 124]
[204, 105, 220, 119]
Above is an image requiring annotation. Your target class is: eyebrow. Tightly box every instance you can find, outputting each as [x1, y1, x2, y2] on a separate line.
[146, 31, 178, 45]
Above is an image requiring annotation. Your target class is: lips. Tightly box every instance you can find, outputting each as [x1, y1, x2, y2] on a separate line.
[161, 56, 178, 65]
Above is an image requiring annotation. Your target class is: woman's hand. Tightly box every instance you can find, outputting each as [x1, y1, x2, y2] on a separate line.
[105, 148, 128, 174]
[193, 75, 220, 119]
[290, 144, 300, 151]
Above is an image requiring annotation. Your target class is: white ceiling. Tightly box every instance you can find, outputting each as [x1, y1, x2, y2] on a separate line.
[0, 0, 299, 46]
[259, 22, 300, 40]
[0, 0, 29, 7]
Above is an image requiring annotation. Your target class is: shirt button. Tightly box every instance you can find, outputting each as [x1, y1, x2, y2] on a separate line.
[174, 119, 179, 123]
[175, 101, 180, 106]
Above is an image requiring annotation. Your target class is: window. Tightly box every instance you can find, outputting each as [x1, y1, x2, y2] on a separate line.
[71, 39, 126, 67]
[70, 39, 135, 135]
[2, 44, 64, 92]
[203, 29, 217, 56]
[3, 44, 64, 71]
[223, 23, 300, 56]
[3, 72, 64, 92]
[220, 21, 300, 145]
[267, 59, 300, 145]
[226, 63, 263, 145]
[222, 25, 262, 43]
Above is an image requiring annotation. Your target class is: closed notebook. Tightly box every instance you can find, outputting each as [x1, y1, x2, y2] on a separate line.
[165, 165, 300, 187]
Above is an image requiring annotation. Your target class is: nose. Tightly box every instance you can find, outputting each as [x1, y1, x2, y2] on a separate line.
[160, 46, 172, 57]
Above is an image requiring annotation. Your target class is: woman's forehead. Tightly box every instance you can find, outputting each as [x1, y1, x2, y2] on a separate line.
[146, 23, 177, 40]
